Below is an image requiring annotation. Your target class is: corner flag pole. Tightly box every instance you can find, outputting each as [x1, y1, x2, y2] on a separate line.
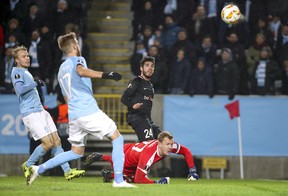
[224, 100, 244, 179]
[237, 116, 244, 179]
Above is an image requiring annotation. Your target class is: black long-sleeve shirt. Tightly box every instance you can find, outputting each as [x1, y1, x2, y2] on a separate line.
[121, 76, 154, 118]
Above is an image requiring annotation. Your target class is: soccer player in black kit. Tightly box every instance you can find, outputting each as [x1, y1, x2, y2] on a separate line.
[121, 56, 162, 141]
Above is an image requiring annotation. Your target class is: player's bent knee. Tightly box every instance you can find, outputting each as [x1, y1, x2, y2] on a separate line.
[41, 141, 54, 151]
[52, 137, 62, 147]
[71, 146, 85, 156]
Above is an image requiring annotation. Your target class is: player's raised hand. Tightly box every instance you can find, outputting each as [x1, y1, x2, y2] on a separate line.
[102, 72, 122, 81]
[154, 177, 170, 184]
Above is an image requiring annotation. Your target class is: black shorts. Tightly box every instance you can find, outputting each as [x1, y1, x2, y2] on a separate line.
[128, 114, 162, 142]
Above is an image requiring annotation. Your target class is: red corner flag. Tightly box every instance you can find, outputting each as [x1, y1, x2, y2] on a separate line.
[225, 100, 240, 119]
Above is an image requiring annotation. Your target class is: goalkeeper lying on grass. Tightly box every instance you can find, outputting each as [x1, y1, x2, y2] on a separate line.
[85, 131, 199, 184]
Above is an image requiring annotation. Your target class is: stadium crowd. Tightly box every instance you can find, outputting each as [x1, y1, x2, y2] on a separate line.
[0, 0, 90, 94]
[130, 0, 288, 98]
[1, 0, 288, 98]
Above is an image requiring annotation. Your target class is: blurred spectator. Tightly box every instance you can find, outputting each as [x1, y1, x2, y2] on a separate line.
[242, 0, 267, 39]
[150, 0, 167, 23]
[267, 1, 288, 23]
[27, 30, 52, 81]
[168, 49, 191, 94]
[0, 46, 14, 92]
[175, 0, 196, 27]
[49, 0, 74, 38]
[130, 40, 147, 76]
[214, 48, 240, 100]
[246, 33, 271, 78]
[5, 34, 19, 48]
[251, 46, 281, 95]
[1, 0, 28, 25]
[224, 32, 249, 95]
[29, 0, 51, 17]
[250, 16, 274, 49]
[67, 0, 89, 39]
[160, 14, 181, 55]
[154, 27, 162, 41]
[218, 14, 250, 48]
[138, 25, 156, 52]
[130, 0, 159, 41]
[130, 0, 143, 40]
[49, 0, 75, 75]
[170, 28, 197, 65]
[140, 1, 159, 32]
[199, 0, 218, 43]
[23, 2, 44, 43]
[185, 5, 213, 45]
[4, 18, 27, 46]
[0, 24, 4, 56]
[163, 0, 177, 15]
[196, 35, 217, 69]
[188, 57, 213, 97]
[152, 37, 166, 61]
[39, 25, 56, 94]
[275, 24, 288, 66]
[268, 13, 283, 49]
[149, 45, 169, 94]
[0, 1, 8, 24]
[281, 59, 288, 95]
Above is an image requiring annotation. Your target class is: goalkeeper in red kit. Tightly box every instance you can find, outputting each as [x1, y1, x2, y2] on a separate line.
[85, 131, 199, 184]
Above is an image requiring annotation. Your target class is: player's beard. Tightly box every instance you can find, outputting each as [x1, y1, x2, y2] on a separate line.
[142, 70, 153, 79]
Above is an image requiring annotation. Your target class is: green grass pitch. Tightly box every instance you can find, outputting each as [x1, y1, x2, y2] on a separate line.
[0, 176, 287, 196]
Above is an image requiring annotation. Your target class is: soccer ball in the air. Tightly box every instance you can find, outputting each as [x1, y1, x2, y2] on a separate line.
[221, 4, 241, 25]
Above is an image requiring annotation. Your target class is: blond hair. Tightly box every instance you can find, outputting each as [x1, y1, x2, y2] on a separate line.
[12, 45, 27, 59]
[57, 32, 77, 53]
[158, 131, 173, 143]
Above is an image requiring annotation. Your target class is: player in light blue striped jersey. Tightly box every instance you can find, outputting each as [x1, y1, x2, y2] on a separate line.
[27, 33, 136, 188]
[10, 46, 85, 184]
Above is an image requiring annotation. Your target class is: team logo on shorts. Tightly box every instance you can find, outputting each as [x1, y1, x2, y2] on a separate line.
[15, 74, 20, 79]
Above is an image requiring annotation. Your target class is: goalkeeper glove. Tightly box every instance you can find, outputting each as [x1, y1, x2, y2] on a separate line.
[154, 177, 170, 184]
[187, 167, 199, 181]
[102, 72, 122, 81]
[34, 79, 45, 86]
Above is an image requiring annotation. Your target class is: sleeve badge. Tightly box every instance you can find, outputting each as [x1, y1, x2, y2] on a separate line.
[15, 74, 20, 79]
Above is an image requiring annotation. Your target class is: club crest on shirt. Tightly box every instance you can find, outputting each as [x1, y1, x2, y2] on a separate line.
[14, 74, 20, 79]
[77, 59, 84, 64]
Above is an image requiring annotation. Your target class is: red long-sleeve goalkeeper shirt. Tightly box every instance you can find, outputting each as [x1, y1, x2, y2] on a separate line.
[123, 139, 195, 184]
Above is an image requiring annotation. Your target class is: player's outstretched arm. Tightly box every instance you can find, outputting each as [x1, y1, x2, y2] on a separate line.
[102, 72, 122, 81]
[76, 65, 121, 81]
[187, 167, 199, 181]
[173, 143, 199, 181]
